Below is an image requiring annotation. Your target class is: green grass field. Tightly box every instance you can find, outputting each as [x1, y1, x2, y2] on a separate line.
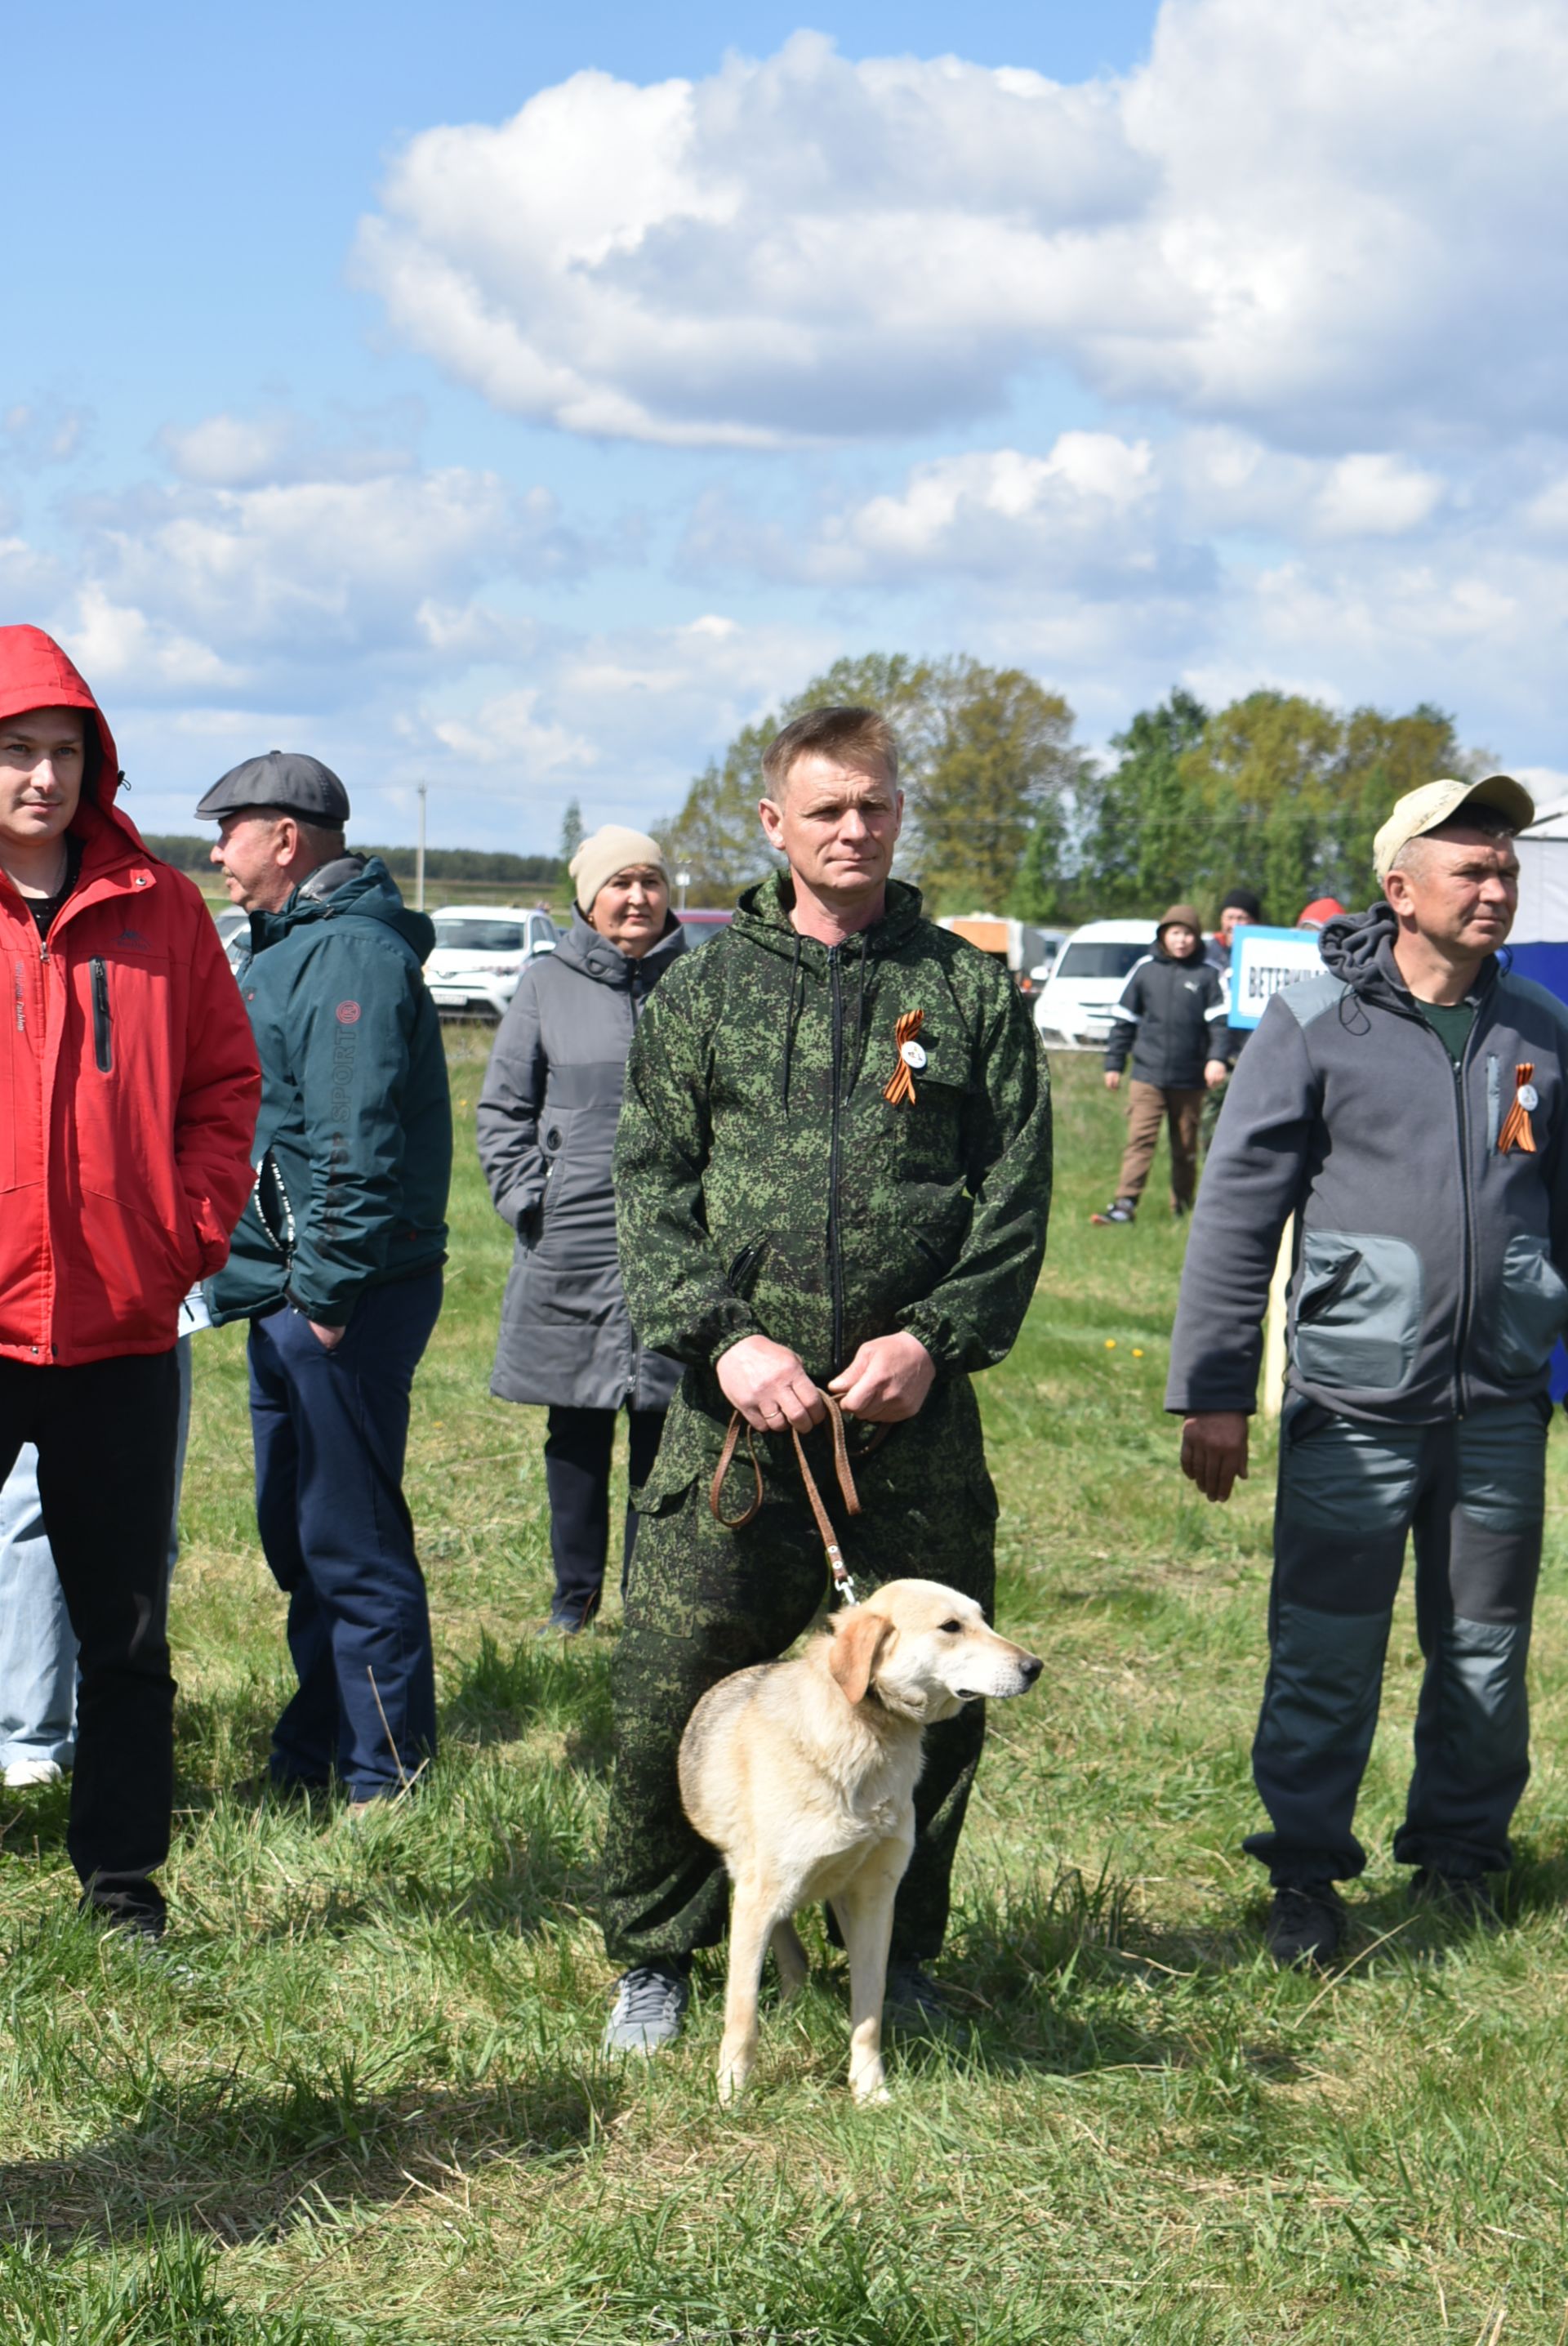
[4, 1047, 1568, 2344]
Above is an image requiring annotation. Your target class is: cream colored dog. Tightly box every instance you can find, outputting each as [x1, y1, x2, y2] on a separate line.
[678, 1577, 1042, 2105]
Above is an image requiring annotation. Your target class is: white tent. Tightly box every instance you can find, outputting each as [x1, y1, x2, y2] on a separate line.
[1513, 797, 1568, 1000]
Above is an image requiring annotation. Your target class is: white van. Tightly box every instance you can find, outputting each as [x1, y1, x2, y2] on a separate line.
[1033, 918, 1157, 1050]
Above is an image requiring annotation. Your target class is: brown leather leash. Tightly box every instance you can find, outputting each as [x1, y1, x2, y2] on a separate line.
[710, 1389, 884, 1606]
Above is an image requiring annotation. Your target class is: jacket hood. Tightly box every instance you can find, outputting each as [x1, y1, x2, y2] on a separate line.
[1318, 898, 1499, 1006]
[554, 908, 687, 987]
[731, 869, 925, 962]
[0, 627, 145, 869]
[256, 854, 436, 963]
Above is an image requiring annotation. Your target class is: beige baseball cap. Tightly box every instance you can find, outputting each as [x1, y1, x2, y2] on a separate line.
[1373, 773, 1536, 885]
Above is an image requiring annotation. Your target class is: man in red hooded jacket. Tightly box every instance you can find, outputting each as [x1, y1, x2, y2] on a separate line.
[0, 626, 259, 1938]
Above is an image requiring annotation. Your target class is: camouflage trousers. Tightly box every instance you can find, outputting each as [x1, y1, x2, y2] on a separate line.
[599, 1373, 999, 1969]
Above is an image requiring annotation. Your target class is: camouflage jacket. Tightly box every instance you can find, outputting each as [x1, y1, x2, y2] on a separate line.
[614, 873, 1052, 1419]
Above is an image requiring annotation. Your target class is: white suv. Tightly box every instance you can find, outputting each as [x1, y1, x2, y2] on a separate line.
[1033, 918, 1157, 1050]
[425, 904, 559, 1020]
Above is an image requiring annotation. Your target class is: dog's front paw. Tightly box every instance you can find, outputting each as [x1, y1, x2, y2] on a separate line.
[849, 2062, 889, 2106]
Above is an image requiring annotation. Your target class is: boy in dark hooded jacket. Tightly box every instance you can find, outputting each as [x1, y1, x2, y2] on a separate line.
[1092, 905, 1228, 1224]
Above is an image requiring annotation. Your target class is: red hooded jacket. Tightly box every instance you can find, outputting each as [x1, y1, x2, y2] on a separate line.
[0, 627, 261, 1364]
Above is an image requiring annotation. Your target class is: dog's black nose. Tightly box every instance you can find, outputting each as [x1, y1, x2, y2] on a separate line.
[1020, 1657, 1043, 1684]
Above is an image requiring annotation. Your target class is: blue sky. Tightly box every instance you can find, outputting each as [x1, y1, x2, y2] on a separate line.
[8, 0, 1568, 848]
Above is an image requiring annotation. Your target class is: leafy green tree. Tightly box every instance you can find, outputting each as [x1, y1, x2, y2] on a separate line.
[1071, 687, 1472, 922]
[917, 662, 1082, 916]
[657, 720, 782, 899]
[558, 797, 584, 863]
[1073, 688, 1209, 917]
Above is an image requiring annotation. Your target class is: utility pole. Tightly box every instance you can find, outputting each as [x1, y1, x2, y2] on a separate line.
[416, 782, 427, 912]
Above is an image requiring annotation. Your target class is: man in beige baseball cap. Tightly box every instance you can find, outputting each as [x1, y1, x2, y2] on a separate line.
[1167, 757, 1568, 1968]
[1373, 773, 1535, 885]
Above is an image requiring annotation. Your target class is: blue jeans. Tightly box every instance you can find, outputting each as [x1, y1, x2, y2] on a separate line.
[247, 1275, 443, 1799]
[0, 1336, 192, 1774]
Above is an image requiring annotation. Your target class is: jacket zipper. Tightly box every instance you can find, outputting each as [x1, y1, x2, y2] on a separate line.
[828, 945, 845, 1371]
[91, 957, 113, 1073]
[1450, 1020, 1480, 1416]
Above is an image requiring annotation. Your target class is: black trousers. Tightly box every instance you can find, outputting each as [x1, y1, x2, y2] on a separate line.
[543, 1406, 666, 1626]
[0, 1351, 180, 1928]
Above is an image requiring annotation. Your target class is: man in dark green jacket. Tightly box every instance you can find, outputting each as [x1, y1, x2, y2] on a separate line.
[601, 704, 1052, 2053]
[201, 752, 452, 1809]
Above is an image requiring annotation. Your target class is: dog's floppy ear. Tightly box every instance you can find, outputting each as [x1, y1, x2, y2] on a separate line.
[828, 1608, 893, 1706]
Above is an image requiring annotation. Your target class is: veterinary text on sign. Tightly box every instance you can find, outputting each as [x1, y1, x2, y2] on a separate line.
[1229, 927, 1329, 1031]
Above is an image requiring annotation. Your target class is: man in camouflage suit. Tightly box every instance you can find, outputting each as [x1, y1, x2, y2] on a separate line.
[600, 703, 1053, 2052]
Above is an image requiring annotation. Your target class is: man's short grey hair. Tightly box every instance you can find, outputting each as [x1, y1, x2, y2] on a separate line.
[1390, 805, 1518, 876]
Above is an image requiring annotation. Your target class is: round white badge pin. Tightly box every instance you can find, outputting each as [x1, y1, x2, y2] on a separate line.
[1518, 1082, 1539, 1112]
[900, 1040, 927, 1070]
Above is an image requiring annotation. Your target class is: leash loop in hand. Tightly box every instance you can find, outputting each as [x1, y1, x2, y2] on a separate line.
[710, 1388, 887, 1606]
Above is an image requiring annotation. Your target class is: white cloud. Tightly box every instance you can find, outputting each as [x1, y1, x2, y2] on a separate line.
[157, 404, 424, 488]
[3, 400, 90, 468]
[430, 688, 595, 774]
[69, 462, 584, 689]
[354, 7, 1568, 452]
[1312, 454, 1445, 539]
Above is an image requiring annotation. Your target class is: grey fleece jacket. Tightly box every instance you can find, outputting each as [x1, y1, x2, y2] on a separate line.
[476, 910, 686, 1413]
[1167, 902, 1568, 1424]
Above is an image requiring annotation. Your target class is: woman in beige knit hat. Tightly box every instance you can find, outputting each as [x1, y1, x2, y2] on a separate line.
[476, 826, 687, 1631]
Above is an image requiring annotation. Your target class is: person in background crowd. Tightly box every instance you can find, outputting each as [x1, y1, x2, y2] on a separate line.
[1091, 906, 1228, 1226]
[0, 1334, 192, 1789]
[1169, 773, 1558, 1965]
[599, 704, 1052, 2054]
[476, 827, 687, 1635]
[1202, 885, 1264, 1144]
[1297, 897, 1348, 932]
[201, 754, 452, 1813]
[0, 627, 259, 1938]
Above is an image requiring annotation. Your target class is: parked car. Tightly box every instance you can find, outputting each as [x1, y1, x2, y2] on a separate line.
[678, 908, 735, 951]
[424, 905, 559, 1020]
[1033, 918, 1156, 1050]
[212, 904, 249, 974]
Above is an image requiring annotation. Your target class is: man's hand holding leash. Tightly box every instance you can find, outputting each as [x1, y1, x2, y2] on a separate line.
[719, 1335, 827, 1432]
[829, 1331, 935, 1423]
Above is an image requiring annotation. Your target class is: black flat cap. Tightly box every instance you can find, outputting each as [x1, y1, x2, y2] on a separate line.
[196, 750, 350, 824]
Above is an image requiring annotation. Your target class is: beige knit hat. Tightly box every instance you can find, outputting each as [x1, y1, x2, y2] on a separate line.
[568, 825, 668, 912]
[1373, 774, 1535, 884]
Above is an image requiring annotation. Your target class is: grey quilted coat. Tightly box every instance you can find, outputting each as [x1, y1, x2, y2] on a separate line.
[477, 912, 686, 1411]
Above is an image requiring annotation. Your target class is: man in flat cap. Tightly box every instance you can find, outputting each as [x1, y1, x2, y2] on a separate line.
[1168, 772, 1566, 1962]
[201, 755, 452, 1809]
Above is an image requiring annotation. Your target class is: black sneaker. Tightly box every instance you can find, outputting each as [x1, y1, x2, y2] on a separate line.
[883, 1962, 957, 2035]
[603, 1960, 689, 2054]
[1089, 1199, 1137, 1226]
[81, 1889, 167, 1943]
[535, 1612, 590, 1639]
[1265, 1883, 1347, 1967]
[1409, 1869, 1501, 1929]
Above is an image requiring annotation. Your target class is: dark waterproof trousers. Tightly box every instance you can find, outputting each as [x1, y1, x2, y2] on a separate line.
[247, 1272, 443, 1800]
[0, 1351, 180, 1930]
[543, 1405, 666, 1627]
[1248, 1398, 1546, 1885]
[601, 1375, 998, 1969]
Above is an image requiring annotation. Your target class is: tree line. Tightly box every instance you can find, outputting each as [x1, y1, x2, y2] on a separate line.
[143, 837, 564, 887]
[657, 658, 1486, 925]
